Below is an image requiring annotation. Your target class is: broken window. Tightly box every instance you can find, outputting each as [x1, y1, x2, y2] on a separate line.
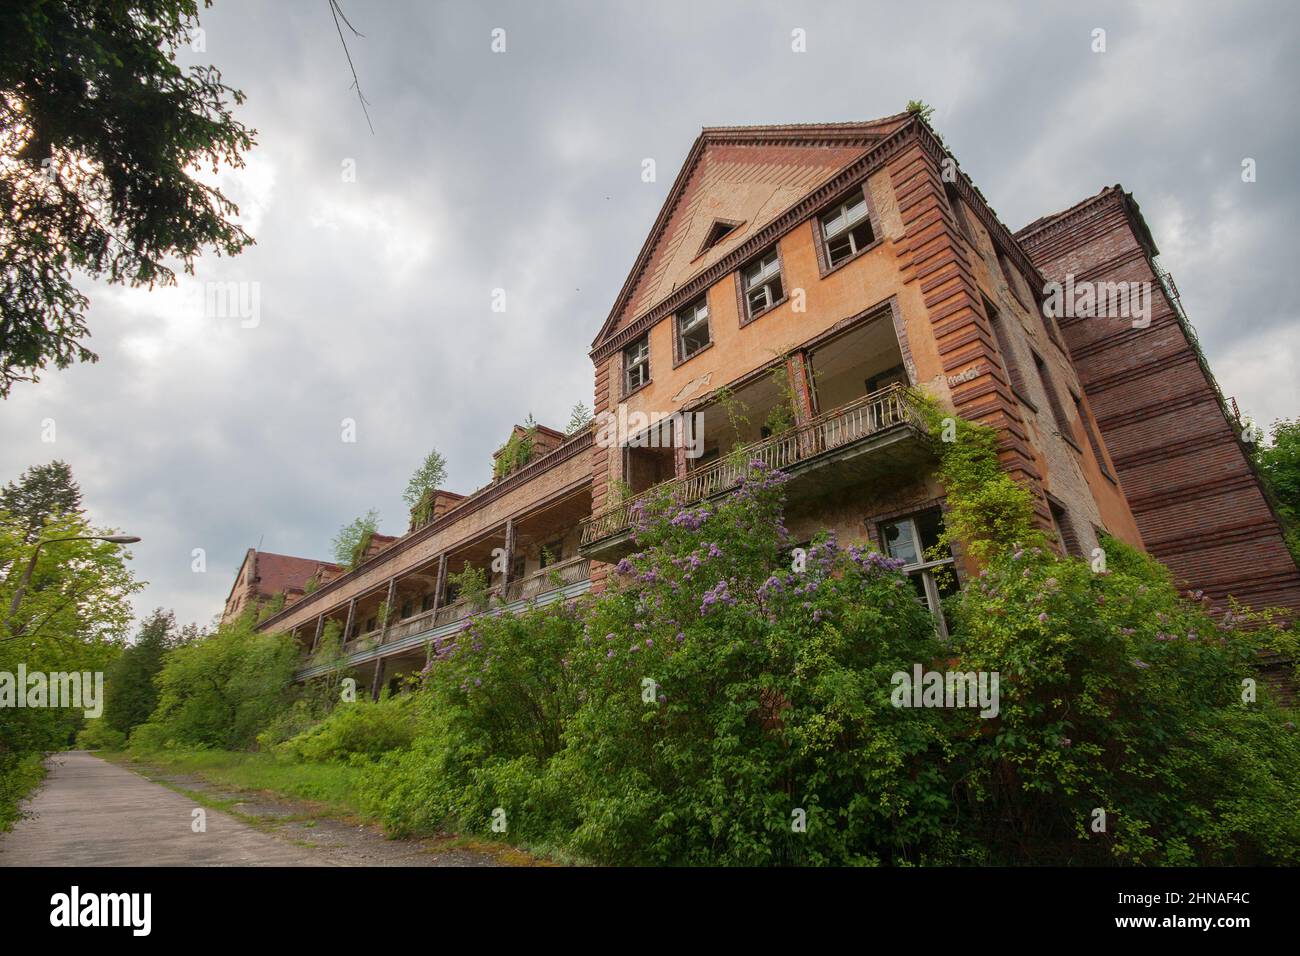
[880, 507, 957, 637]
[1032, 349, 1076, 448]
[821, 194, 874, 268]
[676, 297, 711, 361]
[742, 248, 784, 320]
[1048, 496, 1081, 556]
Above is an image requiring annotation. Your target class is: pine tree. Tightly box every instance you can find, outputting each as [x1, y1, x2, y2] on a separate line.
[0, 460, 83, 541]
[104, 609, 176, 735]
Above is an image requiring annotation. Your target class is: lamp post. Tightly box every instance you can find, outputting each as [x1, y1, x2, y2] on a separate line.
[4, 534, 141, 629]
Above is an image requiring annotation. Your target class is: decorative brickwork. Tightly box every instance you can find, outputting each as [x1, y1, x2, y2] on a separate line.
[1018, 187, 1300, 614]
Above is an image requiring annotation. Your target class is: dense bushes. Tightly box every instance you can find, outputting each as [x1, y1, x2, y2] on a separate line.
[275, 694, 418, 763]
[130, 618, 299, 751]
[118, 403, 1300, 865]
[947, 538, 1300, 863]
[355, 420, 1299, 865]
[74, 722, 127, 751]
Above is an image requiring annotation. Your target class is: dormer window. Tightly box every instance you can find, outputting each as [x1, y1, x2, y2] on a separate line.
[741, 247, 784, 321]
[820, 193, 874, 268]
[697, 218, 742, 257]
[624, 335, 650, 393]
[676, 297, 711, 362]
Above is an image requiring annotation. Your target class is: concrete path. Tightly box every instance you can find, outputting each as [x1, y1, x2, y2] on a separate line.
[0, 751, 331, 866]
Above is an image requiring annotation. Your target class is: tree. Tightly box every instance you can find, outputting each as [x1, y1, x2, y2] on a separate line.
[0, 461, 83, 542]
[135, 616, 298, 750]
[1, 508, 138, 823]
[565, 402, 592, 435]
[104, 609, 177, 735]
[1253, 418, 1300, 560]
[331, 509, 380, 568]
[402, 449, 448, 513]
[0, 0, 257, 396]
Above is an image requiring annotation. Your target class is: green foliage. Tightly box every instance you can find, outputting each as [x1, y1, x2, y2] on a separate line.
[332, 509, 380, 568]
[1, 508, 136, 782]
[0, 0, 256, 395]
[358, 601, 585, 840]
[947, 537, 1300, 864]
[0, 753, 45, 832]
[103, 608, 177, 736]
[404, 448, 449, 525]
[1252, 418, 1300, 562]
[277, 694, 418, 763]
[353, 438, 1300, 865]
[916, 392, 1046, 564]
[0, 461, 82, 541]
[566, 402, 593, 435]
[446, 561, 490, 609]
[132, 618, 299, 751]
[75, 722, 127, 751]
[906, 99, 936, 124]
[256, 590, 286, 623]
[494, 421, 537, 480]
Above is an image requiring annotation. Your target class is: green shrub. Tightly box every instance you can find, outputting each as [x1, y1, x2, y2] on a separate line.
[0, 753, 47, 832]
[277, 694, 418, 763]
[946, 537, 1300, 864]
[131, 617, 298, 750]
[75, 722, 127, 751]
[354, 415, 1300, 866]
[359, 599, 585, 840]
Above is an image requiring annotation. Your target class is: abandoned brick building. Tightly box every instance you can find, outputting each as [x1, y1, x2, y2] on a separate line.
[232, 112, 1300, 693]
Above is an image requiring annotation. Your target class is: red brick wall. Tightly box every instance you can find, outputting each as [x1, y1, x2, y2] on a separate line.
[1018, 188, 1300, 615]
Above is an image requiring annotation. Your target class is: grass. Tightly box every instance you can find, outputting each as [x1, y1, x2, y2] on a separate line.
[0, 753, 48, 832]
[100, 747, 561, 865]
[109, 749, 369, 819]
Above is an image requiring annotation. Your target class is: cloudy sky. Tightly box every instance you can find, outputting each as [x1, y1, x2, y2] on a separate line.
[3, 0, 1297, 631]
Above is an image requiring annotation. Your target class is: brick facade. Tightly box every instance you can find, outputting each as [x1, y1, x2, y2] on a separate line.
[1018, 186, 1300, 614]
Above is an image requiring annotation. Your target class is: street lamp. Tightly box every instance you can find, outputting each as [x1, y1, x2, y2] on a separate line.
[4, 533, 141, 628]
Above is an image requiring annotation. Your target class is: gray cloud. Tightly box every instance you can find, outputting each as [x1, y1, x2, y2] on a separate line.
[2, 0, 1295, 629]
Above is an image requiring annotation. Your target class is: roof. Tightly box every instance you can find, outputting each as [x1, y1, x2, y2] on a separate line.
[253, 551, 338, 597]
[1016, 184, 1159, 260]
[591, 115, 912, 352]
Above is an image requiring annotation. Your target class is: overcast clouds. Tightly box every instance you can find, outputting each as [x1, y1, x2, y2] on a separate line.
[2, 0, 1297, 630]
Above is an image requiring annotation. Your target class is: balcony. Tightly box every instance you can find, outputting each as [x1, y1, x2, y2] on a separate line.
[580, 384, 932, 562]
[311, 556, 592, 678]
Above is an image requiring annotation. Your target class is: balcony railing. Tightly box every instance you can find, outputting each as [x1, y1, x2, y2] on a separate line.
[581, 384, 926, 547]
[339, 556, 591, 655]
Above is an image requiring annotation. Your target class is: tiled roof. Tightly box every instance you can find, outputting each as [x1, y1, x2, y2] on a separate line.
[254, 551, 338, 597]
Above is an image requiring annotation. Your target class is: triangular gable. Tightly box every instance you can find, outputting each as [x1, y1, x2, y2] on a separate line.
[591, 116, 911, 351]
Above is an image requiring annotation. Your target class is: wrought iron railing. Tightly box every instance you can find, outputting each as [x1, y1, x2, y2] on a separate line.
[580, 384, 925, 546]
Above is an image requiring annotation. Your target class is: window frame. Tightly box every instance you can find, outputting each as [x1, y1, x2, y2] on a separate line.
[673, 296, 712, 365]
[985, 296, 1036, 411]
[814, 189, 877, 274]
[877, 508, 956, 639]
[1030, 347, 1081, 452]
[736, 245, 787, 326]
[622, 334, 651, 396]
[1071, 390, 1117, 483]
[811, 185, 882, 277]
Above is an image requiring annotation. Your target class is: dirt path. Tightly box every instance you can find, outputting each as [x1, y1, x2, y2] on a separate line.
[0, 750, 510, 867]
